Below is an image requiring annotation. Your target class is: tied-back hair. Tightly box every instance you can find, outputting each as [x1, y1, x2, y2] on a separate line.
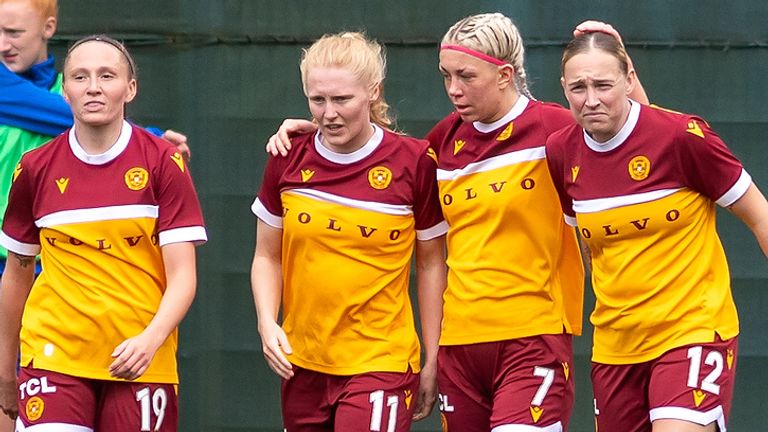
[300, 32, 394, 130]
[64, 34, 137, 81]
[561, 32, 630, 76]
[0, 0, 58, 19]
[442, 12, 534, 100]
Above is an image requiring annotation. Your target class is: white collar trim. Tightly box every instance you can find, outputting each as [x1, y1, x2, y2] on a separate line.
[584, 99, 640, 152]
[314, 123, 384, 165]
[473, 95, 529, 133]
[69, 120, 132, 165]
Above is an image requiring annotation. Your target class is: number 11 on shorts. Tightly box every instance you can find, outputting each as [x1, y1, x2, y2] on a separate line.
[369, 390, 399, 432]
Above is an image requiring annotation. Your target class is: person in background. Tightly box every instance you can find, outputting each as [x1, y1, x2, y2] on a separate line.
[250, 32, 447, 431]
[264, 16, 647, 431]
[546, 30, 768, 432]
[0, 35, 206, 430]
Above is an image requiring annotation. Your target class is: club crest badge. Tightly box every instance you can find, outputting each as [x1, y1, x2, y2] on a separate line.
[628, 156, 650, 181]
[125, 167, 149, 191]
[368, 166, 392, 190]
[26, 396, 44, 422]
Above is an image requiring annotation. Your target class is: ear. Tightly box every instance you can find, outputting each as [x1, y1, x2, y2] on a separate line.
[125, 79, 138, 104]
[497, 64, 515, 90]
[624, 68, 637, 96]
[42, 16, 57, 40]
[560, 76, 569, 98]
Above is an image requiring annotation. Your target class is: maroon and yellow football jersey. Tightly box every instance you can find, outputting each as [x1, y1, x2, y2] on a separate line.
[546, 101, 748, 364]
[0, 122, 207, 383]
[426, 96, 585, 345]
[252, 125, 446, 375]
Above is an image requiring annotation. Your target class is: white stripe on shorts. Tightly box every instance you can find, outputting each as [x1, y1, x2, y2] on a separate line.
[491, 421, 563, 432]
[16, 420, 94, 432]
[649, 405, 725, 432]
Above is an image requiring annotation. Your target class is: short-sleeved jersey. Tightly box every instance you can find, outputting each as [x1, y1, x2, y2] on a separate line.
[252, 125, 447, 376]
[0, 121, 207, 383]
[545, 101, 748, 364]
[426, 96, 584, 346]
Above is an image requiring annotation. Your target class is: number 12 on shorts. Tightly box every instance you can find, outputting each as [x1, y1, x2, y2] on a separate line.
[136, 387, 168, 431]
[686, 346, 723, 396]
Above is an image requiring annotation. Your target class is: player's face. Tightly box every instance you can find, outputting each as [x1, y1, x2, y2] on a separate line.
[561, 49, 636, 142]
[63, 41, 136, 128]
[0, 0, 55, 73]
[306, 66, 378, 153]
[439, 49, 508, 123]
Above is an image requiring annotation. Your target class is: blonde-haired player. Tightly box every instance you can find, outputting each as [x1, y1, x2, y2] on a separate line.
[251, 31, 447, 431]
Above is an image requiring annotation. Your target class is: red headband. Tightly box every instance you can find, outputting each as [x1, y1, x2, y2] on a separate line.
[440, 44, 508, 66]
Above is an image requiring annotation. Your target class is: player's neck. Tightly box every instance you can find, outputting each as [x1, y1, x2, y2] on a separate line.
[73, 120, 124, 155]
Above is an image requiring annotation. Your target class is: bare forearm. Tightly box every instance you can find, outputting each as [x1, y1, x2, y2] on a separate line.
[143, 275, 195, 346]
[729, 183, 768, 259]
[144, 243, 197, 346]
[577, 233, 593, 272]
[251, 255, 283, 327]
[417, 273, 443, 363]
[251, 220, 284, 327]
[416, 237, 447, 363]
[0, 254, 35, 379]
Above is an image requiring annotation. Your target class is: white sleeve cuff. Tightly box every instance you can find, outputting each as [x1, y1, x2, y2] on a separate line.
[0, 231, 40, 256]
[417, 220, 449, 241]
[251, 198, 283, 228]
[564, 214, 578, 227]
[158, 226, 208, 246]
[716, 169, 751, 207]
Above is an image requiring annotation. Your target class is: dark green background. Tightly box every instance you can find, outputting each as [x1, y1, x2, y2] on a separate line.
[49, 1, 768, 430]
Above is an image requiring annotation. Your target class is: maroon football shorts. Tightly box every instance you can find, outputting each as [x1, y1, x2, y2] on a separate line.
[17, 366, 178, 431]
[437, 334, 574, 431]
[281, 365, 419, 431]
[592, 336, 737, 432]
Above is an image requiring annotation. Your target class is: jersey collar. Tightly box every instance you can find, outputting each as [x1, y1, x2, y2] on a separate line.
[583, 99, 640, 153]
[314, 123, 384, 165]
[69, 120, 132, 165]
[473, 95, 529, 133]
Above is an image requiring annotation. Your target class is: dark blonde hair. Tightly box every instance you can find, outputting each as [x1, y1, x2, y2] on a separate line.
[300, 32, 393, 130]
[0, 0, 57, 19]
[442, 12, 533, 99]
[64, 35, 137, 81]
[561, 32, 630, 76]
